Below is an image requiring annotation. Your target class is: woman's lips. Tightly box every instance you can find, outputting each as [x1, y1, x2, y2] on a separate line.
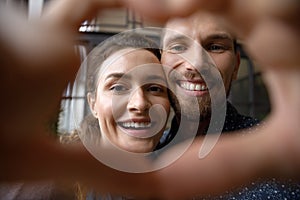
[117, 119, 159, 138]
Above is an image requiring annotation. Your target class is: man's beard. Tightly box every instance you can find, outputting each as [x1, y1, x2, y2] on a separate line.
[169, 89, 212, 122]
[167, 68, 213, 121]
[167, 68, 228, 122]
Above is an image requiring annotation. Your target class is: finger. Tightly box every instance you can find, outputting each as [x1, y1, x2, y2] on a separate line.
[245, 19, 300, 69]
[124, 0, 232, 23]
[43, 0, 123, 31]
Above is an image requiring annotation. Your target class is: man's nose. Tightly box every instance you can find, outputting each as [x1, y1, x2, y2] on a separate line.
[127, 88, 151, 113]
[183, 43, 210, 72]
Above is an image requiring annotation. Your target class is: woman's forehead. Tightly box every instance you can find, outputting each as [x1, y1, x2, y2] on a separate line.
[101, 48, 158, 70]
[99, 48, 164, 81]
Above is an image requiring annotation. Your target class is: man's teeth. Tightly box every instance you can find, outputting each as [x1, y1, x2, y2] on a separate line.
[121, 122, 151, 129]
[180, 82, 207, 91]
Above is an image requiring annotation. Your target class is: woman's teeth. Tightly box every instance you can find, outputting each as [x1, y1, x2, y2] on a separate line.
[121, 122, 152, 129]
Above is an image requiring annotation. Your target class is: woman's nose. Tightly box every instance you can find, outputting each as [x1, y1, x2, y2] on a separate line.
[127, 88, 151, 113]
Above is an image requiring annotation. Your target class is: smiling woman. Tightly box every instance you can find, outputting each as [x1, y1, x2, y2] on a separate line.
[70, 32, 170, 153]
[85, 48, 169, 153]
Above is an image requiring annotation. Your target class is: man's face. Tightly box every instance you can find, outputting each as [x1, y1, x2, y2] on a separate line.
[161, 12, 240, 120]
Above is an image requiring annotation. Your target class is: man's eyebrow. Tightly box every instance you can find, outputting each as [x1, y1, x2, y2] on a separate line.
[163, 34, 188, 46]
[205, 33, 234, 41]
[163, 33, 234, 46]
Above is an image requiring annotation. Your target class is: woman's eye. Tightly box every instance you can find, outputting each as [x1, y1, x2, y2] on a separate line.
[110, 84, 127, 93]
[148, 85, 166, 93]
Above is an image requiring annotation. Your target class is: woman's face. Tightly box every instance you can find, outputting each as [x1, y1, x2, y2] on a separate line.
[89, 48, 170, 153]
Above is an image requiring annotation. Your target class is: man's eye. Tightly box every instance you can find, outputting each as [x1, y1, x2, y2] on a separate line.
[167, 44, 187, 53]
[206, 44, 227, 53]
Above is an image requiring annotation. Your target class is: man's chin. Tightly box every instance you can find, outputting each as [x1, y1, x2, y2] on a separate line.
[185, 111, 210, 122]
[169, 93, 211, 121]
[175, 105, 211, 122]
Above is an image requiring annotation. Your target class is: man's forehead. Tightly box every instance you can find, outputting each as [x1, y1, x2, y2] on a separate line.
[164, 12, 234, 40]
[162, 28, 234, 48]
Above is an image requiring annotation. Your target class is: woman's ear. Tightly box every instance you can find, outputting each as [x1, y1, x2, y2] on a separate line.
[87, 92, 97, 118]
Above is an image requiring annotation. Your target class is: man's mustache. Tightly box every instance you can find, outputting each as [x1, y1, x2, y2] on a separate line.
[168, 68, 219, 87]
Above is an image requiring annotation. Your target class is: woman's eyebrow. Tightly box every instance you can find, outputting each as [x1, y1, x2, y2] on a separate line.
[105, 73, 166, 84]
[105, 73, 131, 81]
[145, 75, 167, 84]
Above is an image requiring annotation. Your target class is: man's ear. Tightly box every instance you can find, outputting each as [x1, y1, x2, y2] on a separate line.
[232, 51, 241, 80]
[87, 92, 97, 117]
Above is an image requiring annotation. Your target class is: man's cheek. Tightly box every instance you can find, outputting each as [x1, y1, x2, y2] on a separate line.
[161, 54, 177, 68]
